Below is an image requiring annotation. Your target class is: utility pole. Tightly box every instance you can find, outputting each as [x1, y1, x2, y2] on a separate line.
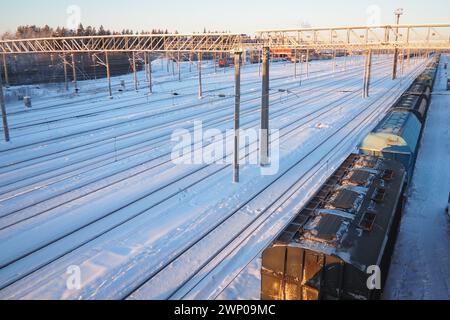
[166, 51, 169, 73]
[0, 68, 10, 142]
[144, 53, 149, 82]
[132, 52, 138, 91]
[305, 49, 310, 78]
[332, 49, 336, 74]
[294, 48, 297, 78]
[214, 53, 217, 74]
[198, 52, 203, 98]
[2, 54, 9, 87]
[233, 50, 242, 183]
[258, 49, 262, 78]
[62, 55, 68, 91]
[71, 53, 78, 93]
[91, 54, 97, 81]
[392, 49, 398, 80]
[392, 8, 404, 80]
[400, 49, 405, 77]
[148, 53, 153, 94]
[260, 47, 270, 166]
[363, 49, 373, 98]
[343, 50, 348, 71]
[300, 54, 304, 86]
[178, 52, 181, 81]
[223, 53, 227, 74]
[407, 47, 411, 66]
[105, 52, 112, 98]
[172, 54, 175, 77]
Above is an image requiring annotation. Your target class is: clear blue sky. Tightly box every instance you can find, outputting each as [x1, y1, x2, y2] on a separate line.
[1, 0, 449, 35]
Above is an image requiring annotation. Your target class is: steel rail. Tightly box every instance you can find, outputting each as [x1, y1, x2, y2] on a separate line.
[0, 57, 385, 218]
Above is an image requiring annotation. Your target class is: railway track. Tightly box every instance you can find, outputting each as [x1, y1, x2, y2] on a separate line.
[0, 56, 388, 175]
[3, 59, 239, 115]
[4, 59, 336, 130]
[1, 56, 366, 150]
[0, 57, 388, 205]
[0, 66, 393, 230]
[0, 57, 399, 224]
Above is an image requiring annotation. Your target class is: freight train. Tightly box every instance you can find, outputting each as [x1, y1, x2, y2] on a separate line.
[260, 54, 440, 300]
[359, 57, 438, 179]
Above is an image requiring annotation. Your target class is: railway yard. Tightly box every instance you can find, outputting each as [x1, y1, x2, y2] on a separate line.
[0, 28, 449, 300]
[0, 9, 450, 302]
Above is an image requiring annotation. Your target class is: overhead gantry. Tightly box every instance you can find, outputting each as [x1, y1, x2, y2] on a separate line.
[254, 24, 450, 169]
[0, 33, 244, 54]
[0, 33, 245, 97]
[256, 24, 450, 50]
[256, 23, 450, 99]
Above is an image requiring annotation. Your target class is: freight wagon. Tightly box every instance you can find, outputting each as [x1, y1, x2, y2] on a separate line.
[261, 154, 406, 300]
[391, 93, 429, 123]
[218, 58, 230, 68]
[393, 72, 434, 123]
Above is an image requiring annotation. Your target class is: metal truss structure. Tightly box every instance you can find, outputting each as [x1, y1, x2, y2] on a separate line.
[256, 24, 450, 50]
[1, 24, 449, 55]
[0, 33, 244, 54]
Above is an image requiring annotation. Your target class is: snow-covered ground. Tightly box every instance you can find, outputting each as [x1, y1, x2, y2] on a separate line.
[0, 54, 430, 300]
[384, 55, 450, 300]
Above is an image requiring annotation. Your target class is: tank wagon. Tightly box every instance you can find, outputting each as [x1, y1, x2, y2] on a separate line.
[390, 56, 439, 122]
[261, 154, 406, 300]
[358, 110, 421, 179]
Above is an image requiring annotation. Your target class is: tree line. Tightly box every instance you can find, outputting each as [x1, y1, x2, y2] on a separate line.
[1, 24, 232, 40]
[0, 24, 173, 39]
